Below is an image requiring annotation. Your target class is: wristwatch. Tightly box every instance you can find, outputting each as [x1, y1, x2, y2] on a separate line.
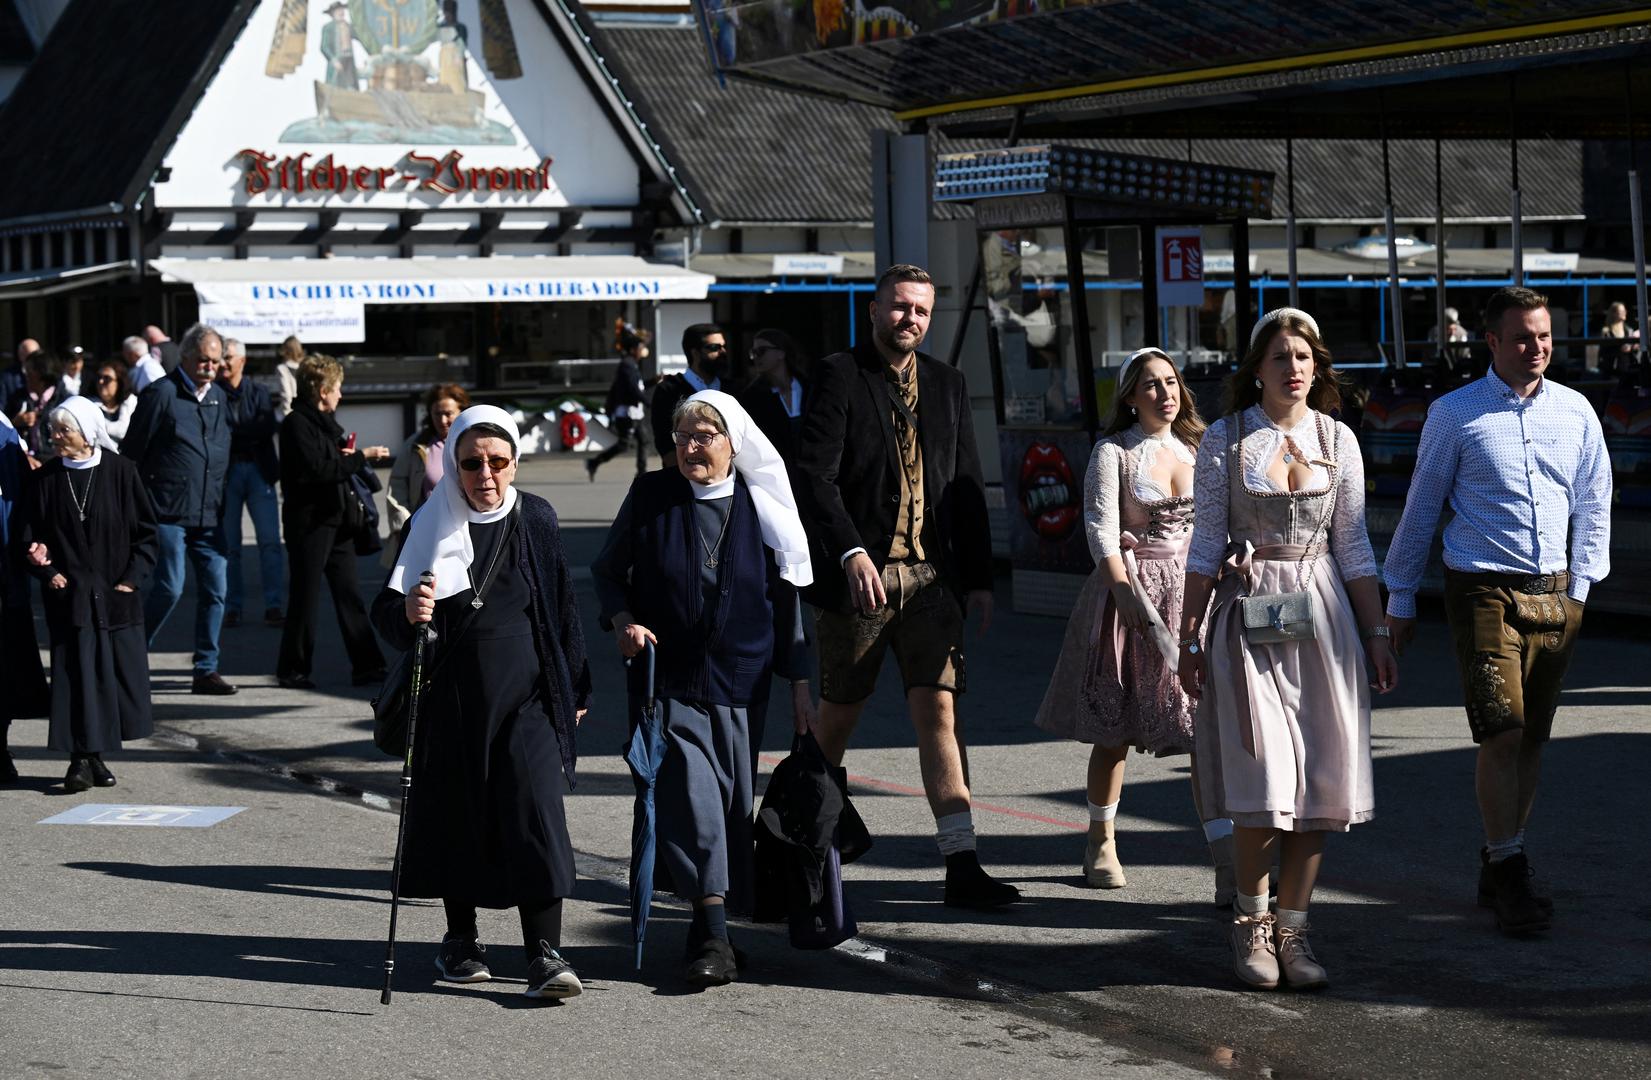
[1363, 626, 1392, 639]
[1179, 638, 1202, 655]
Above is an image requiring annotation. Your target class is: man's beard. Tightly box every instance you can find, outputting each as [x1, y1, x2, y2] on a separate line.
[697, 354, 730, 379]
[874, 321, 924, 357]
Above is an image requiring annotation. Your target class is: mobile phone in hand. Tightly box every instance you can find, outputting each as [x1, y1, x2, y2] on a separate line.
[345, 432, 357, 451]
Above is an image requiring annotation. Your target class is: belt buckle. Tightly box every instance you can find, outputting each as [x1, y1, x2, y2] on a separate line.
[1523, 574, 1552, 595]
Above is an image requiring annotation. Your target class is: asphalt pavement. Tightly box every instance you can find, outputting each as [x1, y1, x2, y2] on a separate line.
[3, 454, 1648, 1079]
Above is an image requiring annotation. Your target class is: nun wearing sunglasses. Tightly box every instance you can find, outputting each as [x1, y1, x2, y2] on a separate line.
[373, 405, 593, 1000]
[591, 389, 815, 988]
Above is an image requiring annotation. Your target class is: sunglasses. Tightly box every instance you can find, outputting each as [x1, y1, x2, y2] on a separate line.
[458, 455, 514, 473]
[671, 430, 724, 450]
[701, 342, 728, 353]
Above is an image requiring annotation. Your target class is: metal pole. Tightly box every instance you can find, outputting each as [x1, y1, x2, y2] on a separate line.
[1286, 136, 1300, 309]
[1234, 215, 1253, 350]
[1511, 80, 1523, 287]
[1435, 139, 1448, 364]
[1381, 125, 1406, 366]
[1632, 173, 1648, 360]
[1141, 224, 1160, 347]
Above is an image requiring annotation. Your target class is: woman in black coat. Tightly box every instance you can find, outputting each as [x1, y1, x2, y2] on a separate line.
[275, 354, 389, 689]
[374, 405, 592, 1000]
[20, 398, 158, 791]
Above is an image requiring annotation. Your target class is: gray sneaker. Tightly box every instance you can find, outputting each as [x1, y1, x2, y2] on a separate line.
[435, 935, 491, 983]
[524, 945, 582, 999]
[1229, 912, 1280, 990]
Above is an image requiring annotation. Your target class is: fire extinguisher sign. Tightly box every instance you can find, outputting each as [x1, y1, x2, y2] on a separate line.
[1155, 227, 1204, 308]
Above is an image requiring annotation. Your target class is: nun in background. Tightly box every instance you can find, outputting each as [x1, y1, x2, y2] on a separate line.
[0, 408, 49, 783]
[19, 397, 157, 792]
[371, 405, 593, 1001]
[592, 389, 815, 988]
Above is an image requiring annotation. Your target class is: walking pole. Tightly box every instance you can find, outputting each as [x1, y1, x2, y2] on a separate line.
[381, 569, 435, 1006]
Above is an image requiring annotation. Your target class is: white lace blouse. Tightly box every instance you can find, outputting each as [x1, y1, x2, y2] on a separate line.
[1083, 426, 1198, 560]
[1186, 406, 1379, 581]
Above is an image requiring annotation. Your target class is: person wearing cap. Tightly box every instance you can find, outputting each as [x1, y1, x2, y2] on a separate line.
[18, 397, 158, 792]
[373, 404, 593, 1000]
[1034, 347, 1234, 900]
[1177, 308, 1397, 992]
[591, 389, 815, 987]
[1383, 286, 1611, 938]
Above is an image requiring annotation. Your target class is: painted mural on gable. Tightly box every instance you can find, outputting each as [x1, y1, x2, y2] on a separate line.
[264, 0, 524, 144]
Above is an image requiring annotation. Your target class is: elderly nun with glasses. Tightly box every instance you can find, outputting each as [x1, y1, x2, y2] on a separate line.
[371, 405, 593, 1000]
[592, 389, 815, 988]
[19, 397, 158, 792]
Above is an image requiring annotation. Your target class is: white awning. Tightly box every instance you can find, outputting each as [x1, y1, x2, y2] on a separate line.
[0, 262, 134, 298]
[149, 255, 715, 305]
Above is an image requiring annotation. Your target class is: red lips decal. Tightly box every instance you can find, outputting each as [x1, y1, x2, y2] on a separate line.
[1019, 442, 1079, 542]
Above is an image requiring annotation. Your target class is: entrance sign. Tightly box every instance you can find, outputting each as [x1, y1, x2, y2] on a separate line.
[1156, 227, 1204, 307]
[199, 299, 367, 345]
[40, 804, 247, 828]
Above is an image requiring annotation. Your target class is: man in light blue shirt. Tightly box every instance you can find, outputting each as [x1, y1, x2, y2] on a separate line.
[1384, 286, 1612, 937]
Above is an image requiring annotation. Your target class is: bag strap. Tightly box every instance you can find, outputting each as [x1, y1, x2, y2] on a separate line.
[883, 377, 919, 432]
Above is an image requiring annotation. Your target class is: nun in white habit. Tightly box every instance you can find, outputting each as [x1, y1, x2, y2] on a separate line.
[591, 389, 815, 987]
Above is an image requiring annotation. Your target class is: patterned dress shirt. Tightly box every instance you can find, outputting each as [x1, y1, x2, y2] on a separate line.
[1382, 370, 1612, 618]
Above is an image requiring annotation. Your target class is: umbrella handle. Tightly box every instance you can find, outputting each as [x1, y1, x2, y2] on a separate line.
[626, 639, 655, 712]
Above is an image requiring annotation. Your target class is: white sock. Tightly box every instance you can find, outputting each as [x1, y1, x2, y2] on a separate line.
[1087, 799, 1119, 823]
[1202, 818, 1234, 842]
[1514, 828, 1527, 849]
[1234, 891, 1268, 917]
[935, 811, 977, 857]
[1486, 835, 1523, 864]
[1275, 907, 1309, 930]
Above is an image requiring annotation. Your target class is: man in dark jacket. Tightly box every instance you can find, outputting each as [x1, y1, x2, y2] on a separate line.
[794, 263, 1013, 911]
[650, 323, 730, 467]
[217, 337, 285, 629]
[587, 327, 650, 481]
[123, 323, 237, 695]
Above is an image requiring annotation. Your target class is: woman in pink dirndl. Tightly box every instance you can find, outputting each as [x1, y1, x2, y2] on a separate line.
[1036, 348, 1234, 899]
[1178, 309, 1399, 993]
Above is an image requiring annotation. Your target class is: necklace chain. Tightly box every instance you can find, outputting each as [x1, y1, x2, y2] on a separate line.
[67, 468, 94, 522]
[696, 506, 733, 569]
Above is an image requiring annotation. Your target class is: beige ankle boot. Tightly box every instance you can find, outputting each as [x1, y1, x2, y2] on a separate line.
[1209, 835, 1237, 908]
[1229, 911, 1280, 990]
[1083, 820, 1127, 888]
[1275, 923, 1329, 990]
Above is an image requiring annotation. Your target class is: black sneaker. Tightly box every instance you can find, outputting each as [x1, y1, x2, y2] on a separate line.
[1478, 847, 1553, 914]
[524, 944, 582, 999]
[684, 938, 737, 988]
[88, 757, 116, 788]
[1491, 853, 1552, 935]
[62, 757, 94, 794]
[942, 851, 1021, 910]
[434, 935, 491, 983]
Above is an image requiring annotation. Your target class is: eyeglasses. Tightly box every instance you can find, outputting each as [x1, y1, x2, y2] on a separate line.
[701, 342, 728, 354]
[671, 430, 724, 450]
[458, 455, 514, 473]
[749, 345, 777, 359]
[96, 375, 117, 385]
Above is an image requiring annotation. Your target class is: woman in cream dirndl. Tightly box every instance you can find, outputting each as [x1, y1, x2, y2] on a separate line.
[1036, 348, 1234, 899]
[1178, 309, 1398, 992]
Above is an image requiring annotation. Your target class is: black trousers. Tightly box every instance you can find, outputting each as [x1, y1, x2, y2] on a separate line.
[590, 416, 648, 474]
[277, 522, 384, 679]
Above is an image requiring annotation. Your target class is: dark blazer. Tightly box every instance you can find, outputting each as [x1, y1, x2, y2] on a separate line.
[19, 454, 159, 635]
[279, 401, 369, 533]
[794, 343, 992, 613]
[121, 367, 230, 527]
[219, 376, 281, 485]
[604, 357, 646, 418]
[736, 376, 810, 462]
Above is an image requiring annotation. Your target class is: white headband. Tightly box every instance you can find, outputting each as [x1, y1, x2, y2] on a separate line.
[1117, 346, 1171, 388]
[1249, 307, 1321, 350]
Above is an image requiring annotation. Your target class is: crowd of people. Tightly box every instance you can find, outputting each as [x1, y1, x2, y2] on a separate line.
[0, 270, 1614, 1001]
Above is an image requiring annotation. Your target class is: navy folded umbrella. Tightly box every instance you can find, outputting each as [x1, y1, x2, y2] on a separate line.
[623, 641, 666, 970]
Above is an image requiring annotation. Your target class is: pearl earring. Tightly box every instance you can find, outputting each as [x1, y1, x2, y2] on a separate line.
[1254, 378, 1263, 389]
[1130, 406, 1137, 416]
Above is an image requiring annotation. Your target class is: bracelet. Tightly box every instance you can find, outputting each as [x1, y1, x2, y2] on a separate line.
[1363, 626, 1391, 639]
[1178, 636, 1200, 648]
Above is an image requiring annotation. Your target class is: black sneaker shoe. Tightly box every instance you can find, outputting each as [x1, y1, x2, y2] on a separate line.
[1478, 847, 1553, 914]
[0, 750, 18, 784]
[62, 757, 94, 794]
[942, 851, 1021, 910]
[88, 756, 116, 788]
[434, 935, 491, 983]
[1491, 853, 1552, 935]
[524, 943, 582, 999]
[684, 938, 737, 988]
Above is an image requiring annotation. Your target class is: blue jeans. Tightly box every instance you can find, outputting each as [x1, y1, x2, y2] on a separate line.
[144, 523, 229, 676]
[222, 460, 284, 615]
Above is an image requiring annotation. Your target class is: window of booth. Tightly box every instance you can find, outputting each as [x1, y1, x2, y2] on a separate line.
[983, 227, 1087, 427]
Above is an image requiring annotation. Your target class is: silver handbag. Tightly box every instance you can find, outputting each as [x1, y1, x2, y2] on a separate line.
[1241, 591, 1316, 643]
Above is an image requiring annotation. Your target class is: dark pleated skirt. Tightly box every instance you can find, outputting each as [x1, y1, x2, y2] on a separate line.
[48, 624, 152, 753]
[654, 697, 756, 909]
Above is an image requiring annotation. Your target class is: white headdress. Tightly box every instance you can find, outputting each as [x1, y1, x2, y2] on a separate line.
[48, 395, 116, 469]
[1249, 307, 1321, 350]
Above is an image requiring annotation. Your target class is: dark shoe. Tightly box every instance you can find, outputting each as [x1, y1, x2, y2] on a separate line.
[943, 851, 1021, 910]
[685, 938, 737, 988]
[1491, 853, 1552, 935]
[585, 459, 598, 483]
[0, 751, 18, 784]
[276, 674, 317, 691]
[63, 757, 94, 794]
[524, 943, 582, 999]
[352, 669, 388, 687]
[1478, 847, 1554, 914]
[88, 756, 116, 788]
[263, 608, 286, 628]
[434, 935, 491, 983]
[223, 611, 241, 628]
[192, 672, 239, 696]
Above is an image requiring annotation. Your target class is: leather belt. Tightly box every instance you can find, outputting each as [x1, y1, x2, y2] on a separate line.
[1446, 569, 1569, 595]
